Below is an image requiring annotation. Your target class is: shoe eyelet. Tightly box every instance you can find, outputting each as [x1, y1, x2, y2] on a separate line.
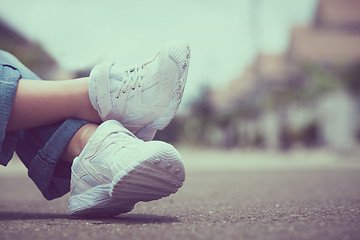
[132, 87, 135, 90]
[122, 90, 126, 93]
[115, 95, 119, 99]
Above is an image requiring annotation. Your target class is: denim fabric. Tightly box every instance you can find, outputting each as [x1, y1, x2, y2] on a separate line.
[0, 50, 89, 200]
[0, 63, 21, 164]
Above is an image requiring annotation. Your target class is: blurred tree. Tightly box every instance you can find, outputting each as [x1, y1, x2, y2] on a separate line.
[342, 61, 360, 96]
[267, 63, 342, 108]
[342, 61, 360, 143]
[188, 85, 215, 146]
[153, 116, 184, 144]
[191, 85, 214, 118]
[74, 68, 91, 78]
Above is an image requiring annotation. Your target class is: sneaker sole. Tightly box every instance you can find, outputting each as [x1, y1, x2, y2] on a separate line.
[135, 41, 191, 141]
[68, 142, 185, 217]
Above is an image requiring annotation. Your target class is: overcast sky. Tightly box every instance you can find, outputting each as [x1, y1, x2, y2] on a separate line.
[0, 0, 316, 105]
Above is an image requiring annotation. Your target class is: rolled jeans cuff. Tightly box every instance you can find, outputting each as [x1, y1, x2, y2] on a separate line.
[28, 118, 89, 200]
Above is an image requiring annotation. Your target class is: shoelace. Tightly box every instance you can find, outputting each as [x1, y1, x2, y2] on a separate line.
[115, 53, 158, 98]
[115, 65, 145, 98]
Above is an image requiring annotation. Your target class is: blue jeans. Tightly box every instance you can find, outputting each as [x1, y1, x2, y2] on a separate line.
[0, 50, 89, 200]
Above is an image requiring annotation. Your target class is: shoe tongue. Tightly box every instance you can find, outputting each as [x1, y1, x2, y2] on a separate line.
[144, 57, 158, 76]
[109, 65, 123, 92]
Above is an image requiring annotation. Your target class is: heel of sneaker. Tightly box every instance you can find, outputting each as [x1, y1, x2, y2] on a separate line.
[89, 62, 114, 120]
[167, 40, 191, 79]
[135, 125, 158, 141]
[135, 42, 191, 140]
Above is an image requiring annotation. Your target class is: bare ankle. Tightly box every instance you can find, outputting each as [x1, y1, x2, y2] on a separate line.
[60, 123, 98, 163]
[73, 77, 102, 123]
[78, 124, 98, 149]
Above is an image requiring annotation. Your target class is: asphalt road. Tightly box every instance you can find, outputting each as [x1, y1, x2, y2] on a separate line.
[0, 149, 359, 240]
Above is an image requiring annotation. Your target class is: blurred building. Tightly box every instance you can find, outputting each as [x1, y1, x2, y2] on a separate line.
[211, 66, 256, 112]
[0, 19, 70, 79]
[210, 0, 360, 151]
[288, 0, 360, 67]
[285, 0, 360, 150]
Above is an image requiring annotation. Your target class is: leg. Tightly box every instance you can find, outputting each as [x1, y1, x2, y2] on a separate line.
[60, 123, 98, 163]
[1, 40, 191, 208]
[7, 78, 101, 131]
[0, 50, 92, 200]
[15, 117, 90, 199]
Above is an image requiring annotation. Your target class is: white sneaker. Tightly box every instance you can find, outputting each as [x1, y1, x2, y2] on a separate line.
[68, 120, 185, 217]
[88, 41, 191, 141]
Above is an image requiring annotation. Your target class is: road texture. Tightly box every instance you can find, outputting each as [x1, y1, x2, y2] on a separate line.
[0, 148, 359, 240]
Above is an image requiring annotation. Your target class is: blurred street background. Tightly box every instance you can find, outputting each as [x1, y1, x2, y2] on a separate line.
[1, 0, 360, 152]
[1, 0, 360, 239]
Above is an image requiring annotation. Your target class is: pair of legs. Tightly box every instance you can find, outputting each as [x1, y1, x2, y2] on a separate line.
[7, 77, 101, 163]
[1, 41, 190, 216]
[1, 49, 96, 200]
